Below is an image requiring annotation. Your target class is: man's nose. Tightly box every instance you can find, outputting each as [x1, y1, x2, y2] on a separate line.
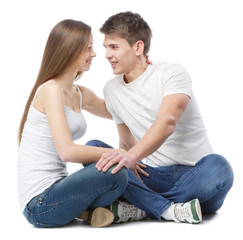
[105, 49, 111, 59]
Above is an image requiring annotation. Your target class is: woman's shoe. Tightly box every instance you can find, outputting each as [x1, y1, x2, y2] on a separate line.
[78, 207, 114, 227]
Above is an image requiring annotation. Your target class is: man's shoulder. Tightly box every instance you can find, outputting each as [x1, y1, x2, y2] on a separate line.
[154, 62, 186, 72]
[104, 75, 123, 90]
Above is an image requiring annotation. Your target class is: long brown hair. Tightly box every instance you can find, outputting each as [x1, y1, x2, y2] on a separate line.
[18, 19, 91, 144]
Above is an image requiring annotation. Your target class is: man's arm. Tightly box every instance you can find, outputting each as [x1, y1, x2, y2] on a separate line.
[116, 123, 149, 180]
[117, 123, 137, 150]
[96, 93, 190, 174]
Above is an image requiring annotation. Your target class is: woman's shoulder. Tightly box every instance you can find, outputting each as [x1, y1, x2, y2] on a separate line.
[34, 80, 63, 109]
[41, 80, 61, 91]
[37, 80, 63, 99]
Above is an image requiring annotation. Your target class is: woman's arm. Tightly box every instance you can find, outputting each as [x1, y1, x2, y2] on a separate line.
[38, 81, 113, 164]
[79, 86, 112, 119]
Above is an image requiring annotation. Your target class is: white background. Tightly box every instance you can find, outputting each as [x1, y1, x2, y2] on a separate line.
[0, 0, 242, 239]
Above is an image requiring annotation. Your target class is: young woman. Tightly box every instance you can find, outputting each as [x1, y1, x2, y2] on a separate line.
[17, 19, 129, 228]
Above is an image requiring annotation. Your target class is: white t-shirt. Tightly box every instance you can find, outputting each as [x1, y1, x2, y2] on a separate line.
[104, 62, 213, 167]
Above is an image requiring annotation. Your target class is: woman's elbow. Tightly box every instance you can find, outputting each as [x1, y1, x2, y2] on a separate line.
[58, 145, 74, 162]
[59, 152, 71, 162]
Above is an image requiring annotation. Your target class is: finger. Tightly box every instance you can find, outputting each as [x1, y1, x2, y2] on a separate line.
[102, 155, 123, 172]
[97, 152, 117, 171]
[136, 164, 149, 177]
[132, 168, 143, 182]
[111, 161, 124, 174]
[137, 162, 147, 169]
[136, 165, 149, 177]
[96, 151, 113, 168]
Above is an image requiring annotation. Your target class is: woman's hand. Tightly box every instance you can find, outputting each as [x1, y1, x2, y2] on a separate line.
[146, 55, 152, 65]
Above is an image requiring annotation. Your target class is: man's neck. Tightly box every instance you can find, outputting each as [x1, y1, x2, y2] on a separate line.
[124, 57, 148, 83]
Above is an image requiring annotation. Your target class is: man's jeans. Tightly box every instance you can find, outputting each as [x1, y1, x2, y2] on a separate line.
[86, 140, 234, 220]
[23, 163, 128, 227]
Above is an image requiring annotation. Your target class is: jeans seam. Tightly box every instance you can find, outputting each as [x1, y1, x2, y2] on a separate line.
[127, 169, 169, 220]
[176, 156, 210, 190]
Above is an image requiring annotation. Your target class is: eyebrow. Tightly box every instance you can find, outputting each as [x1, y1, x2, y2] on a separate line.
[103, 43, 118, 48]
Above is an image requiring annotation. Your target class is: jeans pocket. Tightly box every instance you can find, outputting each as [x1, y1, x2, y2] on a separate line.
[23, 194, 41, 226]
[23, 194, 61, 228]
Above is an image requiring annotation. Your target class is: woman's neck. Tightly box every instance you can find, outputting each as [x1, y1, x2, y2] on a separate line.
[55, 70, 77, 92]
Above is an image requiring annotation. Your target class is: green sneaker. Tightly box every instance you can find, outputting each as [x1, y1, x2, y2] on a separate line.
[174, 199, 202, 224]
[110, 200, 147, 223]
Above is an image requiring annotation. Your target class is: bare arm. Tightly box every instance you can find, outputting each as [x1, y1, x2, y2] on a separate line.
[96, 93, 190, 173]
[39, 81, 113, 164]
[117, 123, 138, 150]
[126, 93, 190, 162]
[79, 86, 112, 119]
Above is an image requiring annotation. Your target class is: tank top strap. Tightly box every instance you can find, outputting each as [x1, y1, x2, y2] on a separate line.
[32, 81, 49, 103]
[75, 85, 82, 110]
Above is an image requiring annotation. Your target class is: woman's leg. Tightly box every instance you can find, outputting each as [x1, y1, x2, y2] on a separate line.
[23, 163, 128, 227]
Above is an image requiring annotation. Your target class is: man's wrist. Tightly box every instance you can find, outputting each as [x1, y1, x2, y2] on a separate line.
[126, 150, 140, 164]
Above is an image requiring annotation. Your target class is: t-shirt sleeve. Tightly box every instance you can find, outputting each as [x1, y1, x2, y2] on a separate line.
[103, 85, 124, 124]
[163, 64, 192, 98]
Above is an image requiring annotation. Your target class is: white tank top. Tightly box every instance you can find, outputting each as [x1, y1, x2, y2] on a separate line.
[18, 84, 87, 212]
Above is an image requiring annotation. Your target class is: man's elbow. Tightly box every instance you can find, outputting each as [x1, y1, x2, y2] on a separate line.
[166, 115, 177, 135]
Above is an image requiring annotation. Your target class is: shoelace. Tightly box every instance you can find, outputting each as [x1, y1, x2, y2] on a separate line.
[174, 204, 190, 220]
[121, 204, 137, 218]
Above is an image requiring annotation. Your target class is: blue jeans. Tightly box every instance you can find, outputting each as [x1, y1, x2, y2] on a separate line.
[86, 140, 234, 220]
[23, 163, 128, 227]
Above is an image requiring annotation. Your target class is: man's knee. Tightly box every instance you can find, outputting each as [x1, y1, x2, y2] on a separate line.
[85, 139, 113, 149]
[211, 154, 234, 189]
[85, 139, 102, 147]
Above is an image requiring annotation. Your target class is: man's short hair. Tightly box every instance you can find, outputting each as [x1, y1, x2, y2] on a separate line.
[100, 11, 152, 56]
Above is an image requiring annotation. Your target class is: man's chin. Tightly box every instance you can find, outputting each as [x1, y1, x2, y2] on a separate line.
[113, 69, 122, 75]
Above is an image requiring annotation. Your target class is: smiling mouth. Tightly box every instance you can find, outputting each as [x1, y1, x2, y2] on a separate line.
[110, 61, 118, 68]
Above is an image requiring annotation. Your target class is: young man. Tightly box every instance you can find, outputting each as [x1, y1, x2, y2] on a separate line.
[94, 12, 234, 224]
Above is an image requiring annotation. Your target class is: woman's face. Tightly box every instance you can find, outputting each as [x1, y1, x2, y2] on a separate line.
[77, 36, 96, 72]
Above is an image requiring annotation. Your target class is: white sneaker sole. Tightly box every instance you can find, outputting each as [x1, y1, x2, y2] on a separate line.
[78, 207, 114, 228]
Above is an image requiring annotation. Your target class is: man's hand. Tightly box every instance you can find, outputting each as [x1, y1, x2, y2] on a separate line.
[133, 162, 149, 182]
[96, 150, 136, 174]
[96, 150, 149, 181]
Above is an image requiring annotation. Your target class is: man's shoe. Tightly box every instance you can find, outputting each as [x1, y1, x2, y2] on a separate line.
[78, 207, 114, 227]
[174, 199, 202, 224]
[110, 199, 147, 223]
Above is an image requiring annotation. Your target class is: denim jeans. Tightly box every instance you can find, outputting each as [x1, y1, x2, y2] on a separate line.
[86, 140, 234, 220]
[23, 163, 128, 227]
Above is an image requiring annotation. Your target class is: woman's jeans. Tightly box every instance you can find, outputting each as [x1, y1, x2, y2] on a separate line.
[23, 163, 128, 227]
[86, 140, 234, 220]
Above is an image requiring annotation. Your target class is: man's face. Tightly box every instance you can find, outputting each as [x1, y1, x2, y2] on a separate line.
[103, 34, 137, 75]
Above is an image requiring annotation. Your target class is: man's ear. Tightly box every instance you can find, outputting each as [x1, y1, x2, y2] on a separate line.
[134, 40, 145, 56]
